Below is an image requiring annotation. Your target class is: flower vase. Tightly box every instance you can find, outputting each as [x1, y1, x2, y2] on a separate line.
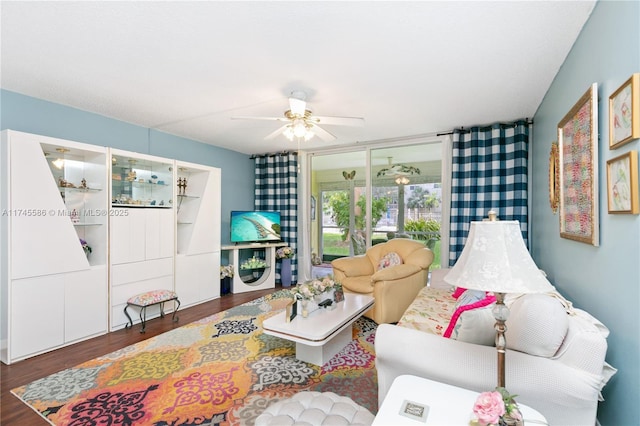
[301, 299, 309, 318]
[221, 277, 231, 295]
[280, 258, 292, 287]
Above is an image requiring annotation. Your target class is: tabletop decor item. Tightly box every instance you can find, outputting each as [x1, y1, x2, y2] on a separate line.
[240, 256, 267, 270]
[79, 238, 91, 257]
[220, 264, 234, 279]
[219, 264, 234, 295]
[276, 245, 295, 259]
[471, 387, 522, 426]
[289, 277, 339, 317]
[276, 246, 295, 287]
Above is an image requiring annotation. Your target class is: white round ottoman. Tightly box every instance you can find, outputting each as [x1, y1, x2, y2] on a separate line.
[254, 391, 375, 426]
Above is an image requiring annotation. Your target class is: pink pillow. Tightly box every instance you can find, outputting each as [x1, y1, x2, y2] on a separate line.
[444, 291, 496, 339]
[452, 287, 467, 299]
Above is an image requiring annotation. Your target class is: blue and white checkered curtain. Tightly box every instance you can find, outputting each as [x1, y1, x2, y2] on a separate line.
[254, 153, 298, 283]
[448, 120, 530, 266]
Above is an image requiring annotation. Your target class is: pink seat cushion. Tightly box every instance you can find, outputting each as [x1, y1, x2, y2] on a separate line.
[127, 290, 177, 306]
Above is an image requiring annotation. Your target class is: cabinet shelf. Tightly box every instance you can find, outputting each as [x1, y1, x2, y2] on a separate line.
[111, 203, 173, 208]
[59, 186, 103, 193]
[72, 223, 103, 226]
[112, 181, 171, 187]
[177, 194, 200, 199]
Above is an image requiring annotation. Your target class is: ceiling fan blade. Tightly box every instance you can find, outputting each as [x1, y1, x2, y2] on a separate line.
[309, 123, 336, 142]
[310, 115, 365, 127]
[264, 124, 289, 140]
[289, 97, 306, 116]
[230, 116, 287, 122]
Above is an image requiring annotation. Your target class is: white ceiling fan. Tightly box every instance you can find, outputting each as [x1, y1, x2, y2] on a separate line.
[232, 91, 364, 142]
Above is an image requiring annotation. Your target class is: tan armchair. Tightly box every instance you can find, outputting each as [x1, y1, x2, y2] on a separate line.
[331, 238, 434, 324]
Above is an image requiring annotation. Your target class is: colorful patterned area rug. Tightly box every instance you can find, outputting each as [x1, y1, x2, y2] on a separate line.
[11, 290, 378, 425]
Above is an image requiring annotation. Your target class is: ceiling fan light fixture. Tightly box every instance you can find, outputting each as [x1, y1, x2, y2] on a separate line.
[395, 176, 410, 185]
[293, 120, 308, 138]
[283, 126, 294, 141]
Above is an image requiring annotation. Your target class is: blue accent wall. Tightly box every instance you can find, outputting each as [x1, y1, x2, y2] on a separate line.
[0, 89, 256, 246]
[531, 2, 639, 425]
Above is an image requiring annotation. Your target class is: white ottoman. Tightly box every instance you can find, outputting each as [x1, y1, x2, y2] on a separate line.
[255, 391, 375, 426]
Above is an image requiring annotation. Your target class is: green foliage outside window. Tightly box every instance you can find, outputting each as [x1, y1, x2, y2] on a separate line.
[324, 192, 389, 241]
[404, 218, 441, 250]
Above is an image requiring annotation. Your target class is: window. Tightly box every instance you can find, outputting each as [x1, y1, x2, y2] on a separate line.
[309, 139, 444, 269]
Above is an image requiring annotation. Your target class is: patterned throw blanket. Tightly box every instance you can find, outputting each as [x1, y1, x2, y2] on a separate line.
[12, 290, 378, 425]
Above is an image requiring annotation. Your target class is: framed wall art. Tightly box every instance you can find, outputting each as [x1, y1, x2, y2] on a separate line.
[549, 142, 559, 213]
[606, 150, 639, 214]
[557, 83, 599, 246]
[609, 73, 639, 149]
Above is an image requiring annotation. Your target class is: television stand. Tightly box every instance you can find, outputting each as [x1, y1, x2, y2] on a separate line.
[221, 243, 287, 293]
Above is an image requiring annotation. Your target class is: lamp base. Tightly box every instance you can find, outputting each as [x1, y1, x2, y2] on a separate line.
[492, 292, 509, 389]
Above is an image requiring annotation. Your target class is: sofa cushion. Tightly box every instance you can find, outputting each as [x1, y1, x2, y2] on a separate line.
[397, 286, 455, 335]
[506, 294, 569, 357]
[444, 290, 496, 346]
[377, 252, 402, 271]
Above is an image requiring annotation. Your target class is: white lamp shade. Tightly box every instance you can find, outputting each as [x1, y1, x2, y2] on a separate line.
[444, 220, 553, 294]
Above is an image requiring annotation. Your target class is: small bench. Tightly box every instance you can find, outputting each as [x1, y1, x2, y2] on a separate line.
[124, 289, 180, 333]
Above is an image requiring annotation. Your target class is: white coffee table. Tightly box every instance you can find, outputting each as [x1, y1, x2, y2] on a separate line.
[262, 293, 374, 366]
[373, 375, 547, 425]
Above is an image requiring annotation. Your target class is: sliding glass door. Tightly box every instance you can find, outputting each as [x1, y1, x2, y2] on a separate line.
[310, 151, 366, 262]
[370, 144, 443, 268]
[309, 140, 444, 269]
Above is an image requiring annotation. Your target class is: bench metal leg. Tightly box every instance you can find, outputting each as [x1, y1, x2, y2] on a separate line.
[124, 297, 180, 333]
[139, 306, 148, 333]
[172, 298, 181, 323]
[124, 305, 134, 329]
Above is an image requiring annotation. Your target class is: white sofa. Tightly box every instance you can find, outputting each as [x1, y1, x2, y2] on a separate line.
[375, 270, 616, 426]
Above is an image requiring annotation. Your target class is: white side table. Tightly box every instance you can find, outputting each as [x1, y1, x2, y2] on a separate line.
[373, 375, 547, 425]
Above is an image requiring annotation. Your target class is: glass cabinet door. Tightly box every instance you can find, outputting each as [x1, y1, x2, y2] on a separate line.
[111, 151, 174, 208]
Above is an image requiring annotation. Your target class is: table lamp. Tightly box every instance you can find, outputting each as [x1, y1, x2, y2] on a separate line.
[444, 212, 552, 388]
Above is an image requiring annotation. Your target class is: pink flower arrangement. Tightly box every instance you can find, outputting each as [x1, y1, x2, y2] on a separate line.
[473, 391, 505, 425]
[472, 387, 522, 426]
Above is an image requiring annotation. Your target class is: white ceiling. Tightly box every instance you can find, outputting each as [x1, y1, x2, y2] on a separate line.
[1, 1, 595, 156]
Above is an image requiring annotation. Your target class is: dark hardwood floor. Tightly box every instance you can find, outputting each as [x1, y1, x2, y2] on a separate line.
[0, 287, 280, 426]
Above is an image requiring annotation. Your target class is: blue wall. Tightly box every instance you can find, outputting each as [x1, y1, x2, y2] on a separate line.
[0, 89, 256, 246]
[531, 2, 639, 425]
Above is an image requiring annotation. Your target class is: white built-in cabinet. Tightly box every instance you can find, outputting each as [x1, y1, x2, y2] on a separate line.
[0, 130, 109, 364]
[0, 131, 221, 363]
[175, 161, 221, 308]
[109, 150, 176, 331]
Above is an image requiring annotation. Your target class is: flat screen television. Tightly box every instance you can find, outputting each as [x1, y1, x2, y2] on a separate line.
[230, 210, 282, 244]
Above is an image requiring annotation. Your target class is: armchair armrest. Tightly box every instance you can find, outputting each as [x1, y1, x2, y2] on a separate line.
[332, 255, 374, 277]
[371, 264, 421, 282]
